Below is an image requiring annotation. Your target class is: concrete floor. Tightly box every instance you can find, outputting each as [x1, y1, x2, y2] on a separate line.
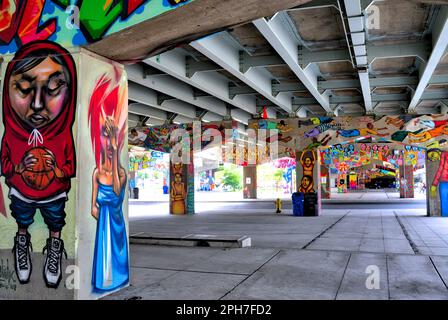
[329, 190, 427, 201]
[105, 204, 448, 300]
[132, 190, 427, 203]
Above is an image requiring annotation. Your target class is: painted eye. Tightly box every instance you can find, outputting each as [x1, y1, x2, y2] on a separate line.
[47, 80, 66, 96]
[15, 83, 32, 95]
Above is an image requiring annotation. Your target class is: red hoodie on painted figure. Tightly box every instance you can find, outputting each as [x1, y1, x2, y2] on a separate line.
[433, 152, 448, 186]
[1, 41, 77, 201]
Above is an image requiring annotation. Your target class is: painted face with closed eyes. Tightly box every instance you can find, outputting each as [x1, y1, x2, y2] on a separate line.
[9, 57, 68, 129]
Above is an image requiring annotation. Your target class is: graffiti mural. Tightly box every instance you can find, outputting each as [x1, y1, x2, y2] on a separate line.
[1, 40, 77, 288]
[144, 120, 237, 154]
[170, 162, 186, 214]
[298, 150, 316, 193]
[88, 68, 129, 292]
[0, 0, 195, 54]
[249, 114, 448, 216]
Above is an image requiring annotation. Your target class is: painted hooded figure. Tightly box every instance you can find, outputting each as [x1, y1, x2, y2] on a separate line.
[1, 41, 77, 288]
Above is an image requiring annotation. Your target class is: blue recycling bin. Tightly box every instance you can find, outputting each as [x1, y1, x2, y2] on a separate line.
[292, 192, 305, 216]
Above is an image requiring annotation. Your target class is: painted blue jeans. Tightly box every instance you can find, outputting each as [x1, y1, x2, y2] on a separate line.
[440, 182, 448, 217]
[10, 196, 67, 232]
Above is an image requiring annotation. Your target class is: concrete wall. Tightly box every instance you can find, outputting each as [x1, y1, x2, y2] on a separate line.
[0, 45, 129, 299]
[76, 49, 129, 299]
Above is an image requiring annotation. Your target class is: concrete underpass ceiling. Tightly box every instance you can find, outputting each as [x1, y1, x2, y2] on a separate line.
[125, 0, 448, 129]
[318, 61, 358, 80]
[287, 6, 347, 50]
[367, 0, 434, 44]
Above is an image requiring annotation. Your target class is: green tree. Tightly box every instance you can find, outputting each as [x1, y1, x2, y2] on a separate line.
[222, 169, 242, 191]
[274, 169, 284, 182]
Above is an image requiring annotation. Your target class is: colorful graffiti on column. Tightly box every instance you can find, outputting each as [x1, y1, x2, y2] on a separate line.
[249, 114, 448, 216]
[1, 40, 77, 288]
[170, 162, 186, 214]
[432, 151, 448, 217]
[88, 67, 129, 292]
[298, 150, 316, 193]
[0, 0, 194, 54]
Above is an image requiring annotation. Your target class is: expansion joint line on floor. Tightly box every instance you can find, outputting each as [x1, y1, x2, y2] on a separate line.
[385, 255, 391, 299]
[301, 211, 351, 250]
[218, 250, 282, 300]
[334, 253, 352, 300]
[393, 211, 419, 254]
[429, 256, 448, 291]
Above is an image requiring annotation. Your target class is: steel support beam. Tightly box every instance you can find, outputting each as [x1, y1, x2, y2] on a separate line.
[128, 81, 197, 119]
[421, 90, 448, 100]
[128, 103, 167, 120]
[145, 49, 256, 115]
[367, 42, 432, 64]
[370, 76, 419, 88]
[272, 82, 307, 96]
[231, 108, 252, 125]
[229, 84, 258, 98]
[296, 106, 308, 118]
[298, 47, 351, 68]
[271, 76, 420, 95]
[342, 0, 373, 113]
[372, 93, 409, 102]
[319, 79, 360, 90]
[291, 93, 410, 105]
[186, 57, 224, 77]
[145, 118, 166, 126]
[430, 74, 448, 85]
[359, 70, 373, 112]
[193, 88, 213, 98]
[409, 7, 448, 112]
[239, 51, 285, 73]
[173, 115, 196, 124]
[191, 32, 293, 113]
[157, 93, 177, 105]
[126, 63, 228, 117]
[253, 13, 331, 113]
[202, 111, 224, 122]
[440, 100, 448, 114]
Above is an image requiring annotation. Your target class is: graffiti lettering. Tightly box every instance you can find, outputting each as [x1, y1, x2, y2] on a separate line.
[0, 0, 193, 52]
[0, 259, 17, 291]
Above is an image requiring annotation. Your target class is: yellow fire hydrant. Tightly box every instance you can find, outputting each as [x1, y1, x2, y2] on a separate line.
[275, 198, 282, 214]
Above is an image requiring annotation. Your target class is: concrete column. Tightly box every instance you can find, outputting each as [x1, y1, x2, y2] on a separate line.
[296, 150, 321, 215]
[170, 156, 195, 215]
[399, 153, 414, 198]
[426, 152, 443, 217]
[321, 164, 331, 199]
[0, 48, 130, 299]
[243, 165, 257, 199]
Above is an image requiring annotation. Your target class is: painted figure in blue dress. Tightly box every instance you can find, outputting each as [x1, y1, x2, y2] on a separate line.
[88, 68, 129, 292]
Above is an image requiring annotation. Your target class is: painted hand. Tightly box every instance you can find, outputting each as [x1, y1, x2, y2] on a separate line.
[91, 206, 99, 220]
[431, 185, 438, 198]
[16, 154, 37, 173]
[105, 117, 118, 150]
[43, 150, 65, 178]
